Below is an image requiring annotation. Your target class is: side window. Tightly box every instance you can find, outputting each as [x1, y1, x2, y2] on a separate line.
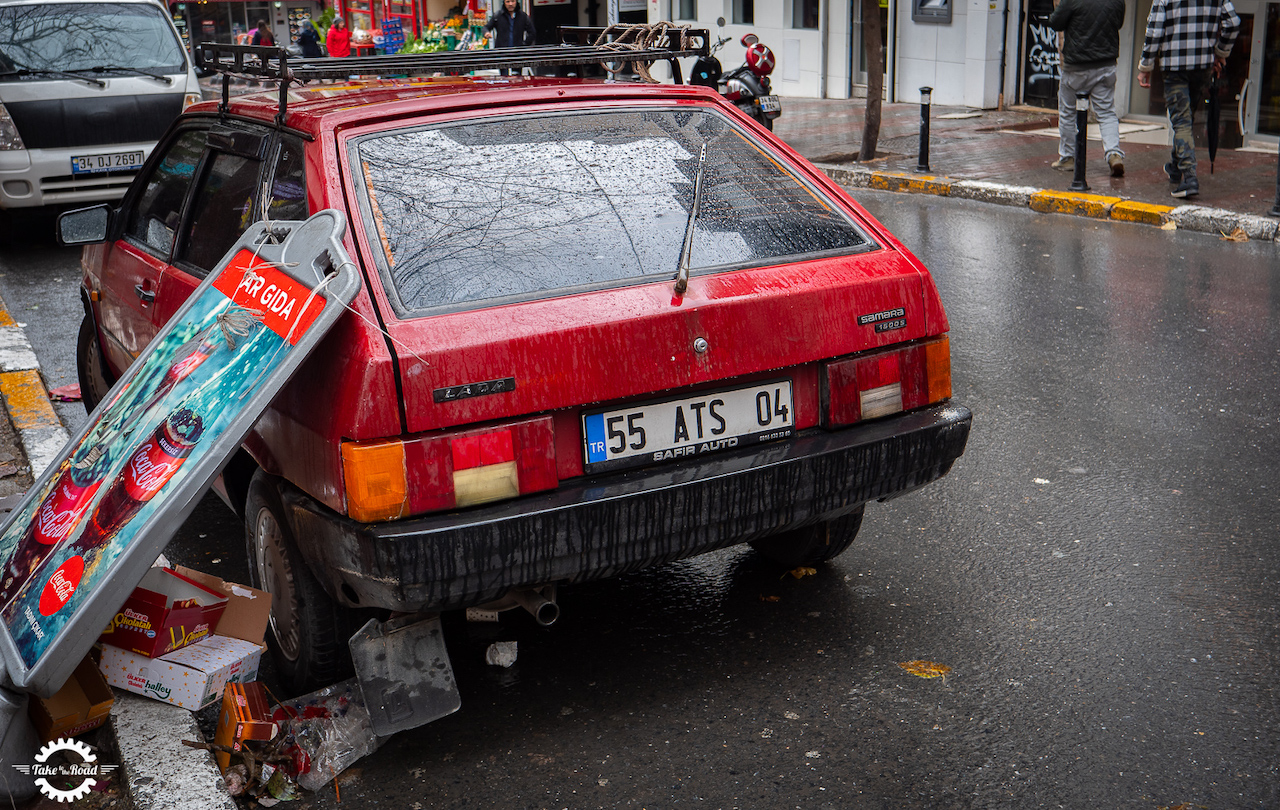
[125, 129, 208, 256]
[266, 136, 308, 222]
[177, 151, 263, 275]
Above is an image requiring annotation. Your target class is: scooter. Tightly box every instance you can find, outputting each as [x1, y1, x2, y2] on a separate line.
[689, 19, 780, 130]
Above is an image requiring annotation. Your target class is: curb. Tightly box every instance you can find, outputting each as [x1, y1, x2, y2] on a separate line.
[0, 294, 231, 809]
[0, 294, 68, 477]
[819, 164, 1280, 241]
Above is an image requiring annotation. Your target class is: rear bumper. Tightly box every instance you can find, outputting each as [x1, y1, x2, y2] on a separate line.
[285, 403, 972, 612]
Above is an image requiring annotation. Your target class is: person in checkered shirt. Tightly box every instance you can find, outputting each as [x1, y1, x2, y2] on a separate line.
[1137, 0, 1241, 198]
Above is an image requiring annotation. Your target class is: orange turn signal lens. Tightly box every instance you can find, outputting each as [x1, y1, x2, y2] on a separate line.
[342, 439, 408, 522]
[923, 335, 952, 403]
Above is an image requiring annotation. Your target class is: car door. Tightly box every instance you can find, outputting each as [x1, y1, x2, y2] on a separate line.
[96, 126, 208, 373]
[159, 131, 308, 311]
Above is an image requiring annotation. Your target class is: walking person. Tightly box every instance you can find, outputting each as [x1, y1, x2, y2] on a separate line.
[326, 16, 351, 58]
[251, 19, 275, 47]
[484, 0, 535, 74]
[297, 17, 324, 57]
[1138, 0, 1241, 198]
[1048, 0, 1127, 177]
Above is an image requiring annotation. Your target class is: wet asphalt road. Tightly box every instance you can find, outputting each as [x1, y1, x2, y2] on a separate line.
[2, 193, 1278, 808]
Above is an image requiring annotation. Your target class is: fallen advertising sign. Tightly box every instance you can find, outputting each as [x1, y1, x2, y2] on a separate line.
[0, 210, 360, 697]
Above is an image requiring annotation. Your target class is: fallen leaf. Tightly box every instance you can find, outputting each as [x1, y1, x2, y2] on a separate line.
[898, 660, 952, 680]
[1220, 227, 1249, 242]
[786, 566, 817, 580]
[760, 594, 781, 603]
[1160, 220, 1177, 231]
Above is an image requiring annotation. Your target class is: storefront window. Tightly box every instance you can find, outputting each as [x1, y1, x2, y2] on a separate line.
[732, 0, 753, 25]
[677, 0, 695, 20]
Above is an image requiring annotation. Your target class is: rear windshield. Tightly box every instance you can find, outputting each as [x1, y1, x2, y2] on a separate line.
[0, 2, 186, 77]
[356, 108, 873, 315]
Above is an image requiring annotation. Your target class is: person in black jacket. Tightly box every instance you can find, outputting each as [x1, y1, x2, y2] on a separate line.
[297, 17, 324, 57]
[1048, 0, 1126, 176]
[485, 0, 535, 74]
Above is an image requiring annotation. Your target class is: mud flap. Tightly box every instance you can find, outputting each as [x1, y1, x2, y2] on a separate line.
[349, 614, 460, 737]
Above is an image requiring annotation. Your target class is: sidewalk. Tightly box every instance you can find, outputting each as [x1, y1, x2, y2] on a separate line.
[775, 98, 1280, 235]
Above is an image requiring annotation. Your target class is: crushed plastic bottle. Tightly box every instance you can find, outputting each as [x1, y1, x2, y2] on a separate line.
[270, 678, 383, 791]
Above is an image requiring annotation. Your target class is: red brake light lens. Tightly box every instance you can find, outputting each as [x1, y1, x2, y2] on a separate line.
[823, 336, 952, 428]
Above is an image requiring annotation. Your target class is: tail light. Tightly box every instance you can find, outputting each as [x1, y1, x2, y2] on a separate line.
[342, 415, 558, 522]
[822, 336, 952, 427]
[0, 102, 24, 151]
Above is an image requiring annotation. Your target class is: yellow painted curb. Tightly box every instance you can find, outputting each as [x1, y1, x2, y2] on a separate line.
[869, 172, 953, 196]
[0, 369, 60, 431]
[1030, 190, 1123, 218]
[1110, 200, 1175, 225]
[0, 309, 14, 328]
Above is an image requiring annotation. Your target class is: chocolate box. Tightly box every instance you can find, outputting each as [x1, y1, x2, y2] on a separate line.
[213, 681, 278, 771]
[98, 567, 229, 657]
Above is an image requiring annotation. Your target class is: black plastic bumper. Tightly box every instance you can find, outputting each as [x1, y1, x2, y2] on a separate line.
[285, 403, 972, 612]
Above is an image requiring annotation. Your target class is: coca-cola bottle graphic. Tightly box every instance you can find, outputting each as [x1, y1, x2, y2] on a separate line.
[77, 408, 206, 561]
[32, 408, 207, 619]
[0, 446, 109, 605]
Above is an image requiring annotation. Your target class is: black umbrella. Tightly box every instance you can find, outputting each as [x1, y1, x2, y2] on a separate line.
[1207, 73, 1222, 174]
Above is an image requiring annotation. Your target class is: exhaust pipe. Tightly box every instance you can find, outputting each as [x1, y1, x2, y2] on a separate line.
[512, 587, 559, 627]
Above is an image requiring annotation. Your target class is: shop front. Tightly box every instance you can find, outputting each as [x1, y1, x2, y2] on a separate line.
[170, 1, 325, 50]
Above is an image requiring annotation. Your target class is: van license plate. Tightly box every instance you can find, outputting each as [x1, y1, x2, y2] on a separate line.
[70, 151, 146, 174]
[757, 95, 781, 114]
[583, 380, 794, 470]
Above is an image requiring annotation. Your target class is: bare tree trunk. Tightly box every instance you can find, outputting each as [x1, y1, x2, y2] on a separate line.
[858, 0, 884, 162]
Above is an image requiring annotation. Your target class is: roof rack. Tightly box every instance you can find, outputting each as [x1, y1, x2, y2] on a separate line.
[194, 24, 709, 124]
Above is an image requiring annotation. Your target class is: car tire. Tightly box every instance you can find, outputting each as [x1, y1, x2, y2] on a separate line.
[76, 315, 115, 414]
[749, 507, 864, 567]
[245, 470, 362, 694]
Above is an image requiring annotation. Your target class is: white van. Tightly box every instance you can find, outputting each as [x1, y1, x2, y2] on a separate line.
[0, 0, 200, 209]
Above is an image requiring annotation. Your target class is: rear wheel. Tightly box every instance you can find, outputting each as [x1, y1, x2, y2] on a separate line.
[245, 471, 362, 694]
[76, 315, 115, 414]
[749, 507, 864, 567]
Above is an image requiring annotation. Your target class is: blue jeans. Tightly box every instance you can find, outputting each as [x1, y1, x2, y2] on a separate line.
[1057, 63, 1123, 161]
[1163, 69, 1212, 179]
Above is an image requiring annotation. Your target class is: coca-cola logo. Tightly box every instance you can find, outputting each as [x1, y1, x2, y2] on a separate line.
[124, 439, 181, 500]
[33, 482, 93, 545]
[38, 555, 84, 616]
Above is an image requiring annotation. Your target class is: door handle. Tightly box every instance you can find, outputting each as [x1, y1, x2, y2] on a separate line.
[134, 283, 155, 303]
[1237, 78, 1251, 137]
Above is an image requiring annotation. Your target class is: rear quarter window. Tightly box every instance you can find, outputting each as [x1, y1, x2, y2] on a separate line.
[355, 107, 874, 316]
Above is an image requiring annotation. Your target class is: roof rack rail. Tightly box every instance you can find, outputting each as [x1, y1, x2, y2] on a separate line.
[195, 24, 708, 123]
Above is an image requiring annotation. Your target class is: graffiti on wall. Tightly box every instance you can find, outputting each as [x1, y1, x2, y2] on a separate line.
[1023, 17, 1060, 105]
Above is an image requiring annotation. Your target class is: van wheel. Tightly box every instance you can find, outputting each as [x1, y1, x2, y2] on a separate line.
[76, 315, 115, 414]
[245, 471, 357, 694]
[750, 507, 864, 567]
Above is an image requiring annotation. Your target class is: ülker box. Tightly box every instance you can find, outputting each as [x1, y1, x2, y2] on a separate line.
[98, 566, 229, 657]
[214, 681, 278, 771]
[98, 567, 272, 709]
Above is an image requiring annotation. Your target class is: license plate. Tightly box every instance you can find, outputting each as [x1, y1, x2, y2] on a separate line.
[757, 95, 781, 114]
[582, 380, 794, 470]
[70, 150, 146, 175]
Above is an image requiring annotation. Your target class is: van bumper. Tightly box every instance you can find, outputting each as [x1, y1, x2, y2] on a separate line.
[284, 403, 973, 612]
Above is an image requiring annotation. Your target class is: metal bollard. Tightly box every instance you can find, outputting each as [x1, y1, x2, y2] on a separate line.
[1070, 93, 1090, 192]
[1270, 138, 1280, 217]
[917, 86, 932, 173]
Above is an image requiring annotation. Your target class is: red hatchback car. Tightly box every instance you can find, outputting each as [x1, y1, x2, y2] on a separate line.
[64, 40, 971, 694]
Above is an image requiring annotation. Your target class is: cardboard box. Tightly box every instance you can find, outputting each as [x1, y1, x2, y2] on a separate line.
[99, 567, 229, 657]
[29, 652, 114, 742]
[214, 681, 278, 771]
[97, 568, 271, 709]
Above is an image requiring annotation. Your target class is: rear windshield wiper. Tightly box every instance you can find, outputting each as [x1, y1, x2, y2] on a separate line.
[674, 142, 708, 296]
[75, 65, 174, 85]
[2, 66, 106, 87]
